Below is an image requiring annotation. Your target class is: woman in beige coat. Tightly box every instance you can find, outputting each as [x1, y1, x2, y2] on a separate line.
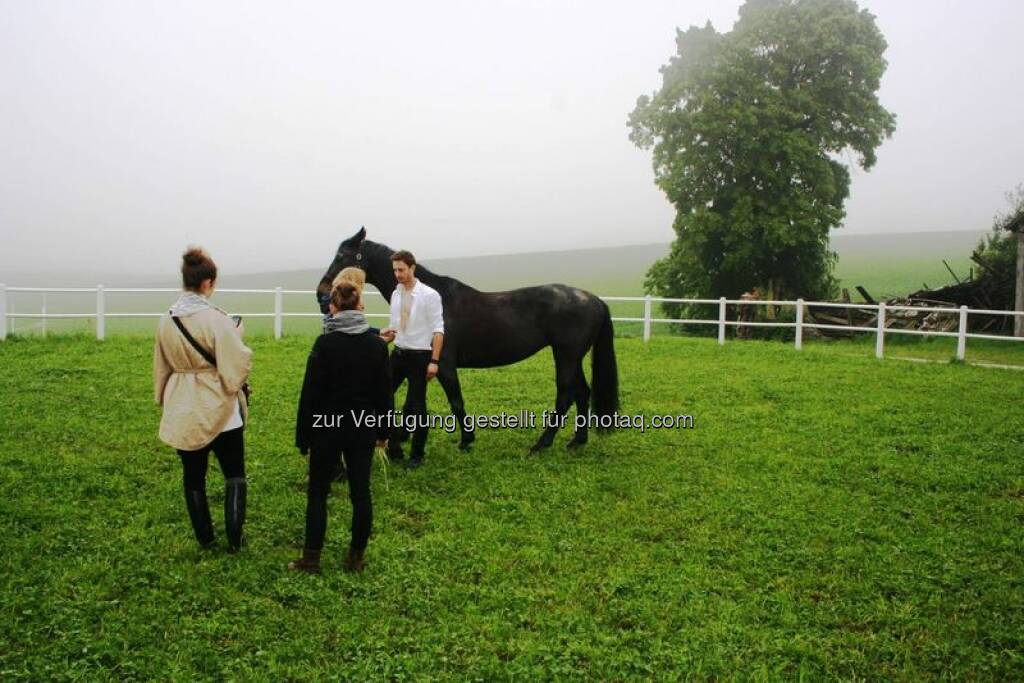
[154, 248, 252, 552]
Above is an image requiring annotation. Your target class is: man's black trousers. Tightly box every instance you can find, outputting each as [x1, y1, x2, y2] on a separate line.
[390, 346, 432, 460]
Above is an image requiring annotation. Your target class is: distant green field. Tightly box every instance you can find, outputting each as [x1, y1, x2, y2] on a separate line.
[831, 230, 987, 300]
[834, 255, 971, 301]
[2, 334, 1023, 679]
[2, 228, 990, 301]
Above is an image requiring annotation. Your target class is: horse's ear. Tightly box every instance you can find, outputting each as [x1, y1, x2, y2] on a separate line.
[343, 226, 366, 247]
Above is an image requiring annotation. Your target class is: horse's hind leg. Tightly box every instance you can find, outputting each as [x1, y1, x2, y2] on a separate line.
[437, 365, 474, 451]
[566, 360, 590, 449]
[530, 348, 580, 453]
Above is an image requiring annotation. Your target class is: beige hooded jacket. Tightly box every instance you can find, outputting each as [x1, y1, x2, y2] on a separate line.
[153, 302, 252, 451]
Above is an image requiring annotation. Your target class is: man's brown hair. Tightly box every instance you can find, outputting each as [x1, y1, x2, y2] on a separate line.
[330, 282, 361, 312]
[181, 247, 217, 291]
[390, 250, 416, 267]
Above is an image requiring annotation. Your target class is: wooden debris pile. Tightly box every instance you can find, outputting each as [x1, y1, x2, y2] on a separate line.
[805, 248, 1014, 337]
[804, 290, 958, 338]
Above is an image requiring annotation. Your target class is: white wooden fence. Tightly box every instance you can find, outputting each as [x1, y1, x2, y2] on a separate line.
[1, 283, 1022, 361]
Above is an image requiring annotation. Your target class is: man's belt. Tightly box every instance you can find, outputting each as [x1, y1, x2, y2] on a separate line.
[394, 346, 431, 355]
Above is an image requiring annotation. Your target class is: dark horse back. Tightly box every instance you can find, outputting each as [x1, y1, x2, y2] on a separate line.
[451, 284, 603, 368]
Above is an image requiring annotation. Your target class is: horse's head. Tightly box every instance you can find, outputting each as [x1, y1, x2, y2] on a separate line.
[316, 227, 369, 313]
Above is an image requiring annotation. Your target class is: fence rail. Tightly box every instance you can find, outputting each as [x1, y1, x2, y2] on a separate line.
[1, 284, 1022, 360]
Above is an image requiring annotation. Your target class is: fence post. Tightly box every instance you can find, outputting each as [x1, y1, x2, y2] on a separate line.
[718, 297, 727, 345]
[0, 283, 6, 341]
[795, 299, 804, 350]
[642, 295, 652, 343]
[274, 287, 284, 340]
[875, 302, 886, 359]
[96, 285, 105, 341]
[1016, 231, 1024, 337]
[41, 292, 47, 337]
[956, 305, 968, 361]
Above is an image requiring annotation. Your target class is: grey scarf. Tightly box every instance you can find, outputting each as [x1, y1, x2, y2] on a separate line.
[324, 309, 370, 335]
[169, 291, 211, 317]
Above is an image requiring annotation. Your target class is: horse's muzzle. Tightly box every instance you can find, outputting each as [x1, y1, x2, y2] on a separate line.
[317, 292, 331, 315]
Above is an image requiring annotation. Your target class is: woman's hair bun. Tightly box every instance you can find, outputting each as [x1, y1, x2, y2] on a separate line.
[330, 281, 361, 312]
[181, 246, 218, 291]
[182, 247, 207, 267]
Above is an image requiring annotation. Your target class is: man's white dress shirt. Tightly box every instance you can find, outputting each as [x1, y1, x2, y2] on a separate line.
[389, 279, 444, 351]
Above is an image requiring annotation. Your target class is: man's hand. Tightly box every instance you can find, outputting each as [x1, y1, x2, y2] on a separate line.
[428, 331, 443, 382]
[380, 328, 396, 343]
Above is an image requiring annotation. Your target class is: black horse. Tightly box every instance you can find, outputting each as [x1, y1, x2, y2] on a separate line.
[316, 228, 619, 452]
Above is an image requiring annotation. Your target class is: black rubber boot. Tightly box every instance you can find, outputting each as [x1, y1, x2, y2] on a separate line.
[184, 487, 215, 549]
[224, 477, 247, 553]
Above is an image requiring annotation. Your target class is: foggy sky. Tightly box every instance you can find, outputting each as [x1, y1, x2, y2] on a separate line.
[2, 0, 1022, 277]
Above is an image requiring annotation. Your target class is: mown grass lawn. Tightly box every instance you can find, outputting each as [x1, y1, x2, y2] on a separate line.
[1, 333, 1023, 680]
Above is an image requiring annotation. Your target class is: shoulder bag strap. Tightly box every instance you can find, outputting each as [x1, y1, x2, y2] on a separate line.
[171, 314, 217, 367]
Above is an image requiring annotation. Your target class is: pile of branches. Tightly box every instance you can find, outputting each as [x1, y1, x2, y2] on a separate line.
[805, 288, 961, 338]
[807, 243, 1015, 337]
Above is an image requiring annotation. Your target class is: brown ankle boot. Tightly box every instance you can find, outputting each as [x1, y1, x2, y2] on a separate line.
[287, 548, 322, 574]
[344, 546, 365, 572]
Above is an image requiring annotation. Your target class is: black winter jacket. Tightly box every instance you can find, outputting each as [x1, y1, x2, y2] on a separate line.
[296, 329, 393, 452]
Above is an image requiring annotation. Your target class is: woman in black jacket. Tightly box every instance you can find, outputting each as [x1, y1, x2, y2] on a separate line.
[290, 282, 393, 573]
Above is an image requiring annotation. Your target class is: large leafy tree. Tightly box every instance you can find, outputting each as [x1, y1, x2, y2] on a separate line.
[630, 0, 896, 306]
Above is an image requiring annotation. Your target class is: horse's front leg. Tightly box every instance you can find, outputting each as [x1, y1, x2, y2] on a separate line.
[436, 363, 474, 451]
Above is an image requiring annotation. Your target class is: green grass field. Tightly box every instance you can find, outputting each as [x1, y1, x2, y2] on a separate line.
[2, 333, 1023, 680]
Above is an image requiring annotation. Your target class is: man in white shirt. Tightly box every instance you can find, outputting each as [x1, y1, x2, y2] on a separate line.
[381, 250, 444, 469]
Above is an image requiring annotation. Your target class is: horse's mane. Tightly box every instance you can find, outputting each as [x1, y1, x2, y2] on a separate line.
[364, 239, 478, 298]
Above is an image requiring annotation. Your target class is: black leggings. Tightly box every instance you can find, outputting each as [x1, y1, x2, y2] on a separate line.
[305, 443, 373, 551]
[178, 427, 246, 487]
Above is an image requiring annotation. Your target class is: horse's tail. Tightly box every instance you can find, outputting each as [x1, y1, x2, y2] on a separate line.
[591, 302, 619, 430]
